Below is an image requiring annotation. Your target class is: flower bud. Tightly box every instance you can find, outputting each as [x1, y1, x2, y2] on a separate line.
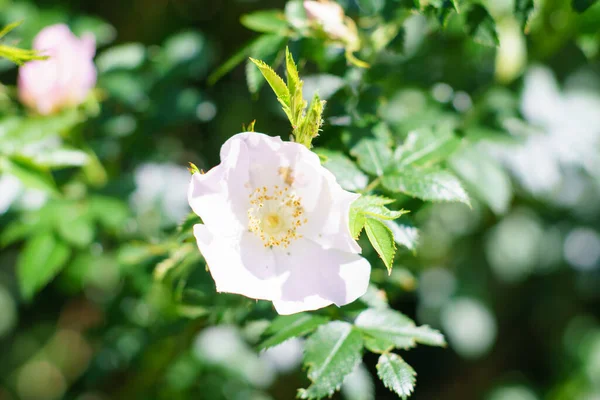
[304, 1, 357, 45]
[18, 24, 96, 115]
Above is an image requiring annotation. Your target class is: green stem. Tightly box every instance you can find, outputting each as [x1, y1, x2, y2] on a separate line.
[362, 176, 381, 194]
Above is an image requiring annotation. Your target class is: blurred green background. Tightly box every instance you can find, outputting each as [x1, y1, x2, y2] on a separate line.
[1, 0, 600, 399]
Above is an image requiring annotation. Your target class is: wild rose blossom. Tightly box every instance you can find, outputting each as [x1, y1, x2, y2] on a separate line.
[18, 24, 97, 115]
[188, 132, 371, 315]
[303, 0, 356, 44]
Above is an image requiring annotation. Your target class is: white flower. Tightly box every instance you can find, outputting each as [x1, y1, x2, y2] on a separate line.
[188, 132, 370, 315]
[304, 1, 355, 44]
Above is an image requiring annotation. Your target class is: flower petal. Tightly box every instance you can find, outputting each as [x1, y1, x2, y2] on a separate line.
[188, 137, 251, 237]
[271, 238, 370, 315]
[193, 224, 282, 300]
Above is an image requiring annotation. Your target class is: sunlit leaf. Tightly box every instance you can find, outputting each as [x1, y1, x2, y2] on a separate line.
[299, 321, 363, 399]
[18, 233, 71, 300]
[351, 139, 393, 176]
[382, 168, 470, 205]
[377, 353, 417, 400]
[364, 218, 396, 273]
[258, 313, 330, 350]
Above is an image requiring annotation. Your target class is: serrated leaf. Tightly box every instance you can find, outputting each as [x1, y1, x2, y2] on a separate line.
[316, 149, 368, 191]
[377, 353, 416, 400]
[299, 321, 363, 399]
[241, 10, 290, 33]
[572, 0, 598, 12]
[245, 35, 286, 94]
[286, 48, 305, 130]
[18, 233, 71, 300]
[395, 129, 462, 168]
[465, 4, 498, 47]
[249, 57, 290, 104]
[355, 308, 446, 351]
[384, 220, 419, 253]
[352, 195, 408, 221]
[258, 313, 330, 350]
[349, 208, 367, 239]
[297, 94, 325, 147]
[382, 168, 470, 205]
[351, 139, 393, 176]
[364, 218, 396, 273]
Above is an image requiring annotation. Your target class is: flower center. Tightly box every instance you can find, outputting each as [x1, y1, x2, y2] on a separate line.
[247, 185, 307, 248]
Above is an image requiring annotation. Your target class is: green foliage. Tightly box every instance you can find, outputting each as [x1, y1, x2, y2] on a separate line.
[382, 168, 471, 205]
[465, 4, 499, 47]
[355, 308, 446, 352]
[299, 321, 363, 399]
[241, 10, 291, 34]
[0, 21, 48, 65]
[364, 218, 396, 274]
[572, 0, 598, 12]
[17, 232, 71, 300]
[258, 313, 330, 350]
[316, 149, 368, 191]
[377, 353, 417, 399]
[351, 138, 393, 176]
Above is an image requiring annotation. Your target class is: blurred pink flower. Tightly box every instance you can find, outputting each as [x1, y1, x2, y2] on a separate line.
[304, 0, 354, 42]
[18, 24, 96, 115]
[188, 132, 370, 315]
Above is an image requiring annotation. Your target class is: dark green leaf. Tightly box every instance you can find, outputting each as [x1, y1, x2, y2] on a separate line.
[572, 0, 598, 12]
[377, 353, 417, 400]
[364, 218, 396, 273]
[465, 4, 498, 47]
[18, 233, 71, 300]
[299, 321, 363, 399]
[258, 313, 330, 350]
[382, 168, 470, 205]
[514, 0, 535, 31]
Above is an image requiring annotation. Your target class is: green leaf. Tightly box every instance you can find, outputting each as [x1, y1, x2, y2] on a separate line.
[352, 196, 408, 221]
[450, 148, 512, 215]
[316, 149, 368, 191]
[572, 0, 598, 12]
[351, 139, 393, 176]
[241, 10, 290, 33]
[208, 37, 259, 85]
[382, 168, 470, 205]
[377, 353, 417, 400]
[299, 321, 364, 400]
[0, 21, 22, 39]
[395, 130, 462, 168]
[28, 148, 90, 168]
[88, 196, 130, 230]
[384, 220, 419, 253]
[96, 43, 146, 73]
[364, 218, 396, 273]
[465, 4, 498, 47]
[17, 233, 71, 300]
[297, 93, 325, 147]
[514, 0, 535, 31]
[258, 313, 330, 350]
[249, 50, 289, 100]
[355, 308, 446, 351]
[0, 157, 59, 196]
[244, 35, 287, 94]
[286, 47, 305, 130]
[349, 208, 366, 239]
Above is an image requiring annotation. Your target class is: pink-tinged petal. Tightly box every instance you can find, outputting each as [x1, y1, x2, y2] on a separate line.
[271, 238, 371, 315]
[188, 138, 251, 237]
[33, 24, 74, 53]
[18, 24, 97, 114]
[193, 224, 281, 300]
[80, 33, 97, 58]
